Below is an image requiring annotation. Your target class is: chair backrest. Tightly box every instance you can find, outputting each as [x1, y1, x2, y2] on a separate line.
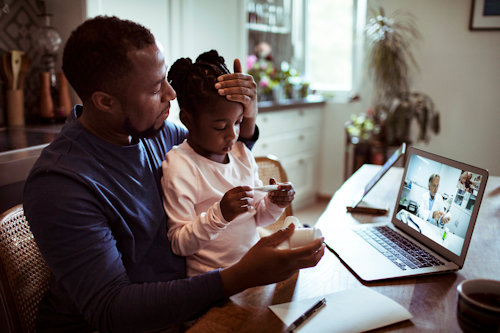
[0, 204, 50, 333]
[255, 155, 293, 233]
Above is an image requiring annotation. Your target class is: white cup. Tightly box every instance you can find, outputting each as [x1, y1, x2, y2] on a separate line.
[278, 216, 322, 249]
[289, 227, 323, 248]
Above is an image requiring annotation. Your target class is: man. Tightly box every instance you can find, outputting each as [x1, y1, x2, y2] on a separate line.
[418, 173, 450, 226]
[459, 171, 479, 193]
[23, 16, 324, 332]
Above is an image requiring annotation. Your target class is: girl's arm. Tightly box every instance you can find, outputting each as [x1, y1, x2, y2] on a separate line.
[161, 158, 230, 256]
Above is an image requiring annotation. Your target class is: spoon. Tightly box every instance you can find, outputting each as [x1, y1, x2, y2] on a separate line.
[11, 50, 24, 90]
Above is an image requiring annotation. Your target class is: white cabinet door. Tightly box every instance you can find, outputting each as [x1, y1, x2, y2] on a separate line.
[84, 0, 246, 71]
[254, 107, 323, 210]
[85, 0, 170, 57]
[168, 0, 246, 67]
[282, 152, 318, 210]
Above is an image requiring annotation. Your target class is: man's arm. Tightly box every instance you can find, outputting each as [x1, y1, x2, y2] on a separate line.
[24, 173, 225, 332]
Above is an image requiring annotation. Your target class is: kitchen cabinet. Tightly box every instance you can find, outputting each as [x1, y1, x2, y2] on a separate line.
[84, 0, 246, 66]
[253, 103, 324, 211]
[246, 0, 298, 68]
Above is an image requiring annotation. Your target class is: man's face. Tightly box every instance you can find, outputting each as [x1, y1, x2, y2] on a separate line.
[429, 177, 439, 198]
[117, 43, 176, 139]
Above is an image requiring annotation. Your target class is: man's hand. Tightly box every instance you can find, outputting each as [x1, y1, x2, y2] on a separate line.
[215, 59, 258, 138]
[268, 178, 295, 208]
[433, 211, 450, 224]
[432, 211, 443, 220]
[220, 224, 325, 296]
[220, 186, 254, 222]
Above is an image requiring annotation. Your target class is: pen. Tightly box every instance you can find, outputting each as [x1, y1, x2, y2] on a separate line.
[286, 297, 327, 332]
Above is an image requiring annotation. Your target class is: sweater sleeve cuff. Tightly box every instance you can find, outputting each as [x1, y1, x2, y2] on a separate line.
[264, 196, 285, 216]
[209, 202, 230, 228]
[202, 269, 227, 302]
[238, 125, 259, 150]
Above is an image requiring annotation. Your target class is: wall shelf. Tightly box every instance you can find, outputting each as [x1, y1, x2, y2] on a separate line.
[246, 23, 290, 34]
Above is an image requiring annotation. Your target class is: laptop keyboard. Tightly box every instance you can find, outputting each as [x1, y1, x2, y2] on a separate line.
[354, 226, 444, 270]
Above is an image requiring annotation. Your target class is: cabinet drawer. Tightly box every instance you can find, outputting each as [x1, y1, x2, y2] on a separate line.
[282, 153, 317, 211]
[253, 129, 318, 158]
[257, 108, 321, 137]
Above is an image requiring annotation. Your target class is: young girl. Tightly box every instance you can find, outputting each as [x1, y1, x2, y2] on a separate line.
[162, 50, 295, 276]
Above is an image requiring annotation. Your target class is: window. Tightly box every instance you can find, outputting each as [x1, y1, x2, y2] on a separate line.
[305, 0, 366, 99]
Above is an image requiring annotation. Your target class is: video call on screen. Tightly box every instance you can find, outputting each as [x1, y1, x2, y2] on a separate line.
[396, 154, 483, 256]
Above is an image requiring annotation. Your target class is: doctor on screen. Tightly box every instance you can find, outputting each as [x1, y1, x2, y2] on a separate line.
[418, 173, 450, 226]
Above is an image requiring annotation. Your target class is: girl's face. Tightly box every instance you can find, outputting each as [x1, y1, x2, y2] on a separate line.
[187, 99, 244, 164]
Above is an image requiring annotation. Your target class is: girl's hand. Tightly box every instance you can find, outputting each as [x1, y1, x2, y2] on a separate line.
[220, 186, 254, 222]
[267, 178, 295, 208]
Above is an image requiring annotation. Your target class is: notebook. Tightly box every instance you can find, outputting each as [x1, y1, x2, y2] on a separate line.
[327, 146, 489, 281]
[347, 143, 406, 213]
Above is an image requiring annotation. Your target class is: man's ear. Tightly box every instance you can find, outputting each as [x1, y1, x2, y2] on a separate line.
[179, 108, 193, 130]
[90, 91, 116, 112]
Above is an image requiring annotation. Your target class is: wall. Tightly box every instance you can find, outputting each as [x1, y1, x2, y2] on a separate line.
[318, 0, 500, 197]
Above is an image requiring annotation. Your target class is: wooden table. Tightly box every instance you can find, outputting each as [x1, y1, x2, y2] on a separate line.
[188, 165, 500, 332]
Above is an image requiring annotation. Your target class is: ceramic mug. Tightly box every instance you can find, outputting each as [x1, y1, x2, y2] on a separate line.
[456, 279, 500, 332]
[278, 216, 323, 249]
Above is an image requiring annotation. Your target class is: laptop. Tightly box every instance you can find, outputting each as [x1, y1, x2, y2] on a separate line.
[346, 143, 406, 214]
[327, 146, 489, 281]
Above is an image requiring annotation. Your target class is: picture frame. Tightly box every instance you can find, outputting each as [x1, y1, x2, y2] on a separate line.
[469, 0, 500, 30]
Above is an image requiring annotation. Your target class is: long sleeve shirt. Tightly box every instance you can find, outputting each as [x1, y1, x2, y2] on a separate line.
[161, 141, 284, 276]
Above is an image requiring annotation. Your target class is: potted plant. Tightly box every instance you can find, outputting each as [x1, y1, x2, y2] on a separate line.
[365, 6, 440, 145]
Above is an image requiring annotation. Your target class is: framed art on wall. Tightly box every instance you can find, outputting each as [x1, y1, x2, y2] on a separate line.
[469, 0, 500, 30]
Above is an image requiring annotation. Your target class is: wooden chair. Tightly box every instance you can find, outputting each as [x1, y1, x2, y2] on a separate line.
[0, 204, 50, 333]
[255, 155, 293, 234]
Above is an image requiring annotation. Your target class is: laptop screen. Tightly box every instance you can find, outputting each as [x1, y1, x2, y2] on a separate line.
[393, 147, 488, 265]
[351, 143, 406, 208]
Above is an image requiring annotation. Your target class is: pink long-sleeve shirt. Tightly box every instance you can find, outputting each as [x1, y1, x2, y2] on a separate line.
[161, 141, 284, 276]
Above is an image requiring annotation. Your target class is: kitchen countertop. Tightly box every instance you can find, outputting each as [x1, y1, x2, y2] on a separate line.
[0, 124, 64, 212]
[258, 94, 326, 112]
[0, 124, 63, 155]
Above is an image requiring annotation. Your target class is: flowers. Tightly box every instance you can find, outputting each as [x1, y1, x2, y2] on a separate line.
[246, 43, 278, 100]
[247, 42, 306, 101]
[346, 109, 380, 143]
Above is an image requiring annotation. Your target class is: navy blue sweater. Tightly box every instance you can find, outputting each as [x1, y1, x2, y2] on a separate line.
[24, 105, 257, 332]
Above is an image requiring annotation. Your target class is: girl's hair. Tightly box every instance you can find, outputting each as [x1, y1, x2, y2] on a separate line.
[168, 50, 231, 115]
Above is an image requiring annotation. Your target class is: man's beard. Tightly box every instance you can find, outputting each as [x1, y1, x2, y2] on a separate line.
[124, 117, 165, 141]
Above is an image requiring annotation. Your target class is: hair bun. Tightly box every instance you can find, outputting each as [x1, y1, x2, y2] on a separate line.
[196, 50, 229, 74]
[168, 57, 194, 93]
